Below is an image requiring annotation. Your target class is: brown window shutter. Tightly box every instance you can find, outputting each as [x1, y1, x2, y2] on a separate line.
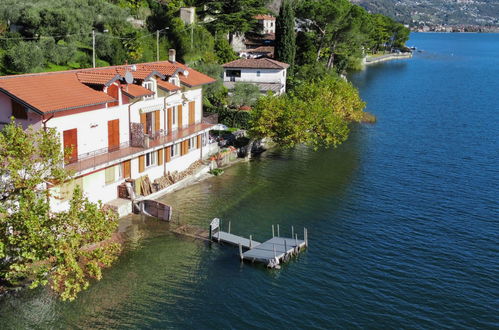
[140, 113, 147, 133]
[154, 110, 160, 133]
[63, 128, 78, 163]
[167, 107, 172, 133]
[196, 134, 201, 149]
[158, 148, 164, 166]
[178, 104, 183, 128]
[123, 160, 131, 178]
[180, 141, 186, 156]
[107, 119, 120, 151]
[189, 101, 195, 125]
[165, 147, 171, 163]
[139, 155, 145, 173]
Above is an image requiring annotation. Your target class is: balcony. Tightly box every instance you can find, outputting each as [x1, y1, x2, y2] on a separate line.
[65, 123, 214, 174]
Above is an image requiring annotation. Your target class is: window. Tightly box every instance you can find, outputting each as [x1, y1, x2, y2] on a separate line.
[170, 143, 180, 158]
[172, 107, 177, 125]
[105, 164, 122, 185]
[145, 151, 157, 167]
[11, 100, 27, 119]
[143, 81, 156, 100]
[226, 70, 241, 78]
[188, 137, 196, 150]
[257, 71, 261, 77]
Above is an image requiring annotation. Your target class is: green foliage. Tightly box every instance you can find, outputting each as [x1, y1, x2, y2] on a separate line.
[229, 82, 260, 108]
[191, 63, 228, 109]
[214, 36, 238, 64]
[249, 76, 365, 149]
[0, 120, 120, 301]
[196, 0, 267, 42]
[275, 0, 296, 73]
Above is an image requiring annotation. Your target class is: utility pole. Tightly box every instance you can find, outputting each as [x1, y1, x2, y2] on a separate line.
[156, 30, 160, 61]
[191, 24, 194, 50]
[92, 30, 96, 68]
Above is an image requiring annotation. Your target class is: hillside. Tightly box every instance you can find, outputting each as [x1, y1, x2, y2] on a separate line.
[351, 0, 499, 27]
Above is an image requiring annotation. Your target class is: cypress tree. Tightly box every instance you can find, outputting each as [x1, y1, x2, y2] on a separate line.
[275, 0, 296, 74]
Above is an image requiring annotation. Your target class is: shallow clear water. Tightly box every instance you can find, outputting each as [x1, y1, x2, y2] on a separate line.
[1, 33, 498, 329]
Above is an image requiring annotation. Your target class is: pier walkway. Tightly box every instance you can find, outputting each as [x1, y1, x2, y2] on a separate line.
[209, 218, 308, 269]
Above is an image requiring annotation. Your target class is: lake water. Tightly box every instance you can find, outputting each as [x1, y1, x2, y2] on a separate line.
[1, 33, 498, 329]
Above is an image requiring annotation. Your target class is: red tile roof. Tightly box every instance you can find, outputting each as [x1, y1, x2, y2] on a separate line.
[156, 79, 181, 92]
[246, 46, 275, 55]
[121, 84, 155, 98]
[222, 58, 289, 69]
[0, 60, 215, 114]
[254, 15, 276, 20]
[0, 72, 116, 114]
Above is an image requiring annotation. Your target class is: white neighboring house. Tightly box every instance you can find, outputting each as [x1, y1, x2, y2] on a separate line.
[254, 15, 276, 34]
[222, 58, 289, 95]
[0, 50, 216, 213]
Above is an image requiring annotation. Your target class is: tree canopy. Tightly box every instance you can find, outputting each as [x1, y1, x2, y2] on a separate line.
[274, 0, 296, 73]
[0, 120, 120, 301]
[249, 76, 365, 150]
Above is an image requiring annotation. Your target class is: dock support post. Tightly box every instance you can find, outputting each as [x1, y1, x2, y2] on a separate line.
[277, 224, 280, 237]
[284, 239, 287, 253]
[291, 226, 294, 238]
[272, 225, 275, 238]
[228, 221, 231, 234]
[239, 243, 243, 260]
[304, 228, 308, 247]
[249, 235, 252, 249]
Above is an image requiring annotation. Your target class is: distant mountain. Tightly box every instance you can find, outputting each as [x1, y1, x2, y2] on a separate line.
[351, 0, 499, 26]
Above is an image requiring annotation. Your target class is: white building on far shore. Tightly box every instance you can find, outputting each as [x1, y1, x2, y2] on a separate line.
[222, 58, 289, 95]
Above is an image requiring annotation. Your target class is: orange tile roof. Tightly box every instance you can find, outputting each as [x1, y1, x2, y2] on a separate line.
[0, 60, 215, 114]
[0, 72, 116, 114]
[254, 15, 276, 20]
[156, 79, 181, 92]
[121, 84, 155, 98]
[76, 72, 120, 86]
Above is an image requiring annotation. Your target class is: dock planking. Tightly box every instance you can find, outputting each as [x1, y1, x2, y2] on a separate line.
[209, 218, 308, 269]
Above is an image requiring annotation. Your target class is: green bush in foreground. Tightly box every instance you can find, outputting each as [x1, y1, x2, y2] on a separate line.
[0, 120, 120, 301]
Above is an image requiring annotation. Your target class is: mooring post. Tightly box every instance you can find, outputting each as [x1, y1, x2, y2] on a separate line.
[272, 225, 275, 238]
[228, 221, 231, 234]
[295, 233, 298, 246]
[239, 243, 243, 260]
[249, 235, 252, 249]
[305, 228, 308, 247]
[277, 224, 280, 237]
[273, 243, 276, 258]
[291, 225, 294, 238]
[284, 239, 287, 253]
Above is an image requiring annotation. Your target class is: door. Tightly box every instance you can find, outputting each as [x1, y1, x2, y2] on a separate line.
[145, 112, 153, 135]
[63, 128, 78, 163]
[107, 119, 120, 151]
[189, 101, 195, 125]
[167, 107, 172, 133]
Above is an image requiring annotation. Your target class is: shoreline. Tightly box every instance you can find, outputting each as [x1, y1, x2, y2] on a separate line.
[363, 52, 413, 66]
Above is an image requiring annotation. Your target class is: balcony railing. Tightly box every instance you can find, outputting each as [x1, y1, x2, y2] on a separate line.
[65, 123, 214, 174]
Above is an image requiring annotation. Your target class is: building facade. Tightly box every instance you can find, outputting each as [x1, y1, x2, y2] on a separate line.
[0, 51, 215, 212]
[222, 58, 289, 95]
[254, 15, 276, 34]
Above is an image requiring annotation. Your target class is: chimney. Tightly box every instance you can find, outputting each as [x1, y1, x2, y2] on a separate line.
[169, 49, 176, 63]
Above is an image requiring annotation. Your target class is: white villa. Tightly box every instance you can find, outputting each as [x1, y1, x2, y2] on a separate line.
[222, 58, 289, 95]
[0, 50, 216, 213]
[254, 15, 276, 34]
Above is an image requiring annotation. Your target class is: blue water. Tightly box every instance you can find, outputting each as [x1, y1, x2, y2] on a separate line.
[1, 33, 498, 329]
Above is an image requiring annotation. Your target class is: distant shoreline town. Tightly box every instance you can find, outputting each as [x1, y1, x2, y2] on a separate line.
[412, 25, 499, 33]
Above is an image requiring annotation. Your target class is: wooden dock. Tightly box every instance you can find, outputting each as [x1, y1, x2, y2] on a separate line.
[209, 218, 308, 269]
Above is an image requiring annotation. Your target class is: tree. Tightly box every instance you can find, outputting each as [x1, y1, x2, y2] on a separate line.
[229, 82, 261, 108]
[214, 35, 238, 64]
[249, 76, 365, 150]
[0, 120, 120, 301]
[275, 0, 296, 73]
[196, 0, 267, 44]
